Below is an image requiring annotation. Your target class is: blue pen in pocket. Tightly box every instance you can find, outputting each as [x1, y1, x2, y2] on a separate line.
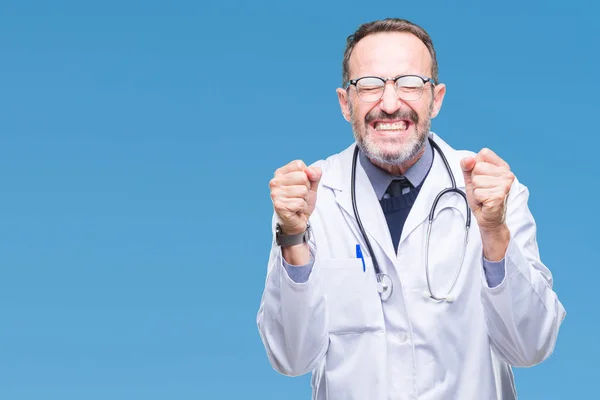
[356, 244, 366, 272]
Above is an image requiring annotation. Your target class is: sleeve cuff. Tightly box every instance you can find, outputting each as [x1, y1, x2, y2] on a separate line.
[483, 257, 506, 288]
[282, 252, 315, 284]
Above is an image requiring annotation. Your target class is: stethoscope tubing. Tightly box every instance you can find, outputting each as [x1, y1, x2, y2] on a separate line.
[350, 137, 471, 302]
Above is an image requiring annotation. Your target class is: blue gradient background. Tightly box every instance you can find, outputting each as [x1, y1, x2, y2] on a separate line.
[0, 1, 597, 399]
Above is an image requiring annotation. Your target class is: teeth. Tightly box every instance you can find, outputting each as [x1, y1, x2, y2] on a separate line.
[375, 121, 407, 131]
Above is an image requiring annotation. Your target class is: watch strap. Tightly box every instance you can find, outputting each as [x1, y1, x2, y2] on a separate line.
[276, 223, 311, 247]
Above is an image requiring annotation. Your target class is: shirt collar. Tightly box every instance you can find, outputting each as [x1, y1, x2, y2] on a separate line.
[358, 138, 433, 200]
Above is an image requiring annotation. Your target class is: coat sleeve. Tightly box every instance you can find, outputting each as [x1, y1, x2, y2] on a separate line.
[256, 212, 329, 377]
[480, 178, 567, 367]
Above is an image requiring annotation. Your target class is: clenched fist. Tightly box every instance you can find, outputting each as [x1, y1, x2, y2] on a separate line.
[460, 148, 515, 233]
[269, 160, 322, 236]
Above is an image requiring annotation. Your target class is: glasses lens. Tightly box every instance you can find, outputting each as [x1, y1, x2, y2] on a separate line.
[356, 77, 384, 102]
[395, 76, 425, 101]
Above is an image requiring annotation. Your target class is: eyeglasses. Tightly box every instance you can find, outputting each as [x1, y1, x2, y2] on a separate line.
[345, 75, 436, 103]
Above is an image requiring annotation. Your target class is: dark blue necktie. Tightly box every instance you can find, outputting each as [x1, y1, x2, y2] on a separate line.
[381, 177, 415, 253]
[385, 177, 412, 198]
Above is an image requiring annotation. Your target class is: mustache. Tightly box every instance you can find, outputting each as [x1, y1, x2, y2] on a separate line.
[365, 109, 419, 125]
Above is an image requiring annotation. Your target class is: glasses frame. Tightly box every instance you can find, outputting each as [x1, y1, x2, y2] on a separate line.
[344, 74, 436, 103]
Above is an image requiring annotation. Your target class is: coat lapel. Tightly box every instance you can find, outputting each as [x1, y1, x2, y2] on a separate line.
[320, 143, 398, 266]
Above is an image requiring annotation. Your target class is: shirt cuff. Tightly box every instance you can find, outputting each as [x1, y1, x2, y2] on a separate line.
[282, 253, 315, 284]
[483, 257, 506, 288]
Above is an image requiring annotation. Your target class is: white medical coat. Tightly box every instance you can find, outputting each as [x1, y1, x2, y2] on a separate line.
[257, 133, 566, 399]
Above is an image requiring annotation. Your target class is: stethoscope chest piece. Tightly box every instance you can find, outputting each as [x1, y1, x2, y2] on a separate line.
[376, 274, 393, 301]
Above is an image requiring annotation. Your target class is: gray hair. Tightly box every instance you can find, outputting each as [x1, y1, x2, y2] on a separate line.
[342, 18, 439, 86]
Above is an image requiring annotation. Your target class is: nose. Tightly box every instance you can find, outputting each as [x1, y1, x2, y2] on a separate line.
[379, 82, 402, 115]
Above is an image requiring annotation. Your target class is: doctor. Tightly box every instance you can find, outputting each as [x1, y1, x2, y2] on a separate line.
[257, 18, 566, 399]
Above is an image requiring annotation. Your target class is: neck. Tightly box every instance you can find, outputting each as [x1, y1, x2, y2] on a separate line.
[370, 146, 426, 176]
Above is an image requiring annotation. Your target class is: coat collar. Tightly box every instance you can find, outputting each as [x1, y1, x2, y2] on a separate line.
[320, 132, 469, 264]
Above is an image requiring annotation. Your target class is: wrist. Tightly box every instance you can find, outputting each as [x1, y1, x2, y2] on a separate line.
[276, 222, 310, 247]
[282, 243, 312, 266]
[480, 224, 510, 262]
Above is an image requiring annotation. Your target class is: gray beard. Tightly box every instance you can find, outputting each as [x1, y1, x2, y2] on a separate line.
[348, 99, 433, 167]
[351, 115, 431, 167]
[353, 122, 429, 167]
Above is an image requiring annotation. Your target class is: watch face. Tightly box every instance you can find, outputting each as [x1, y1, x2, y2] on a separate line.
[275, 224, 282, 245]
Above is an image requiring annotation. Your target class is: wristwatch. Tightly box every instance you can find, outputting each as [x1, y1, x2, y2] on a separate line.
[275, 223, 311, 247]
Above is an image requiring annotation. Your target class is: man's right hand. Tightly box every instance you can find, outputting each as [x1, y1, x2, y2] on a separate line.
[269, 160, 322, 237]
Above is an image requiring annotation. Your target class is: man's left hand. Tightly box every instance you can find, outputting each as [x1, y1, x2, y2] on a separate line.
[460, 148, 515, 233]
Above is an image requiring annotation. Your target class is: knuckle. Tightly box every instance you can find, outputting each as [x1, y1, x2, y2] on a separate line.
[271, 186, 280, 199]
[286, 173, 299, 186]
[291, 200, 303, 213]
[293, 159, 306, 170]
[292, 172, 308, 186]
[504, 174, 514, 192]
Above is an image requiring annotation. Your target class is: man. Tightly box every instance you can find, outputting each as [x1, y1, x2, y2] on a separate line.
[257, 18, 565, 399]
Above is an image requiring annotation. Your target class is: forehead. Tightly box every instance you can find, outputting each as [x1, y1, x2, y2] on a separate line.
[348, 32, 432, 79]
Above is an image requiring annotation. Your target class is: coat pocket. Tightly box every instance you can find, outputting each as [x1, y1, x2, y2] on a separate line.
[320, 258, 385, 334]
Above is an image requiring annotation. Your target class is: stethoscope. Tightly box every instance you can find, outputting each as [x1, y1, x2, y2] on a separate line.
[351, 137, 471, 303]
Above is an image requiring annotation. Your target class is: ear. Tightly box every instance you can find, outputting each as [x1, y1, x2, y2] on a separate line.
[336, 88, 351, 122]
[429, 83, 446, 119]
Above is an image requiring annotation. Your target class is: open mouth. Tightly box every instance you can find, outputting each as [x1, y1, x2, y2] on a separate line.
[370, 119, 412, 133]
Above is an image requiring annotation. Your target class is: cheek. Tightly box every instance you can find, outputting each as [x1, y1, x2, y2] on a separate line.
[413, 101, 434, 122]
[359, 102, 382, 121]
[350, 104, 369, 124]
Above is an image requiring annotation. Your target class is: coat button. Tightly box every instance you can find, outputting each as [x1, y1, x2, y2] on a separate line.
[398, 333, 408, 343]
